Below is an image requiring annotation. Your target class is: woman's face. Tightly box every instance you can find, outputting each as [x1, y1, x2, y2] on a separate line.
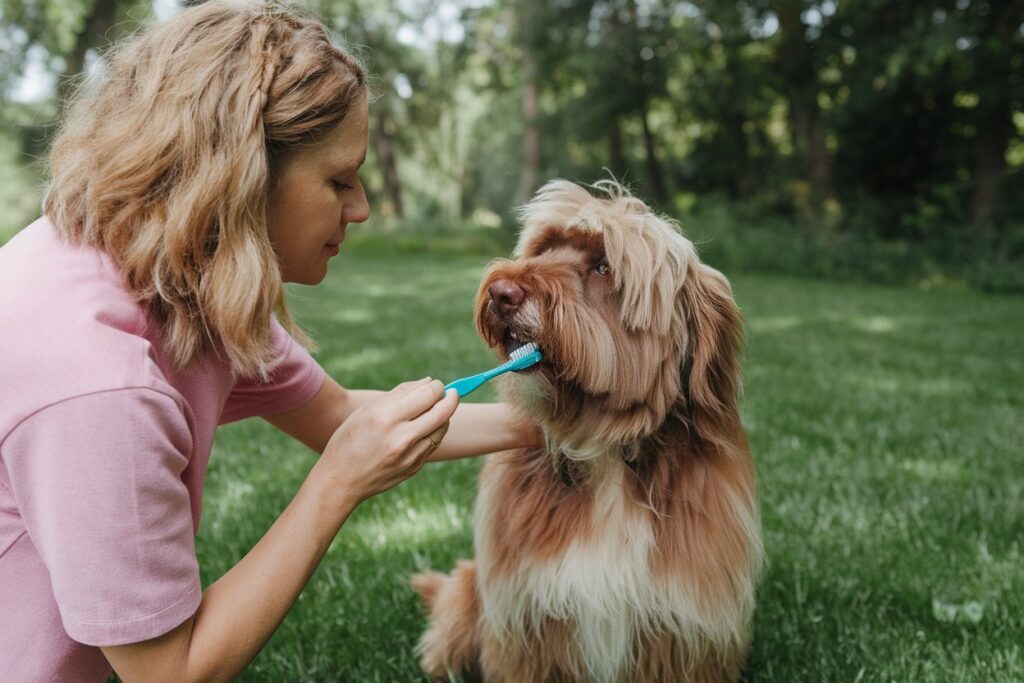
[267, 95, 371, 285]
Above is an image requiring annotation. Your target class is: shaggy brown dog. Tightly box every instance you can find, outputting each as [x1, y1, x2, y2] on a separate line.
[411, 180, 763, 683]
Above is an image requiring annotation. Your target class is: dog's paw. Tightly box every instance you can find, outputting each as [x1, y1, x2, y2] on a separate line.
[410, 570, 448, 611]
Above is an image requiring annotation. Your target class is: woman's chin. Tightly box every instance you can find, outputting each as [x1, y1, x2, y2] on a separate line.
[283, 265, 329, 286]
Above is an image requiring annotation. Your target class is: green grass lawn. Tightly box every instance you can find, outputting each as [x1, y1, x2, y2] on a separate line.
[197, 236, 1024, 681]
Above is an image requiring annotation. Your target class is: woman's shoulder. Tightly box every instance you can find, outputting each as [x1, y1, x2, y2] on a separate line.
[0, 218, 179, 439]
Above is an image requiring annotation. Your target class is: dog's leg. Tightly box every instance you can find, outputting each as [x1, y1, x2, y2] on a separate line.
[622, 629, 749, 683]
[411, 560, 482, 682]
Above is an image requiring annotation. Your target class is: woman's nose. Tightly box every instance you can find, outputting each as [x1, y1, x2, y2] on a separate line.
[346, 181, 371, 223]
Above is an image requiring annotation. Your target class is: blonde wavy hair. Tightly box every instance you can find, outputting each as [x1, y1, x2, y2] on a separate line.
[43, 0, 366, 379]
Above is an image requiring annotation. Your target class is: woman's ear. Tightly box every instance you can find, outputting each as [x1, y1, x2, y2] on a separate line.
[682, 263, 744, 433]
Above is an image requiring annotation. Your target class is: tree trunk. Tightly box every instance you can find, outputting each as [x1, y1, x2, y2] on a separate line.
[789, 91, 836, 209]
[516, 78, 540, 204]
[640, 106, 667, 204]
[58, 0, 119, 113]
[971, 101, 1010, 227]
[723, 50, 756, 198]
[449, 105, 464, 219]
[609, 118, 626, 180]
[726, 111, 756, 198]
[374, 107, 404, 219]
[772, 1, 838, 224]
[970, 1, 1023, 226]
[515, 0, 541, 205]
[625, 0, 666, 204]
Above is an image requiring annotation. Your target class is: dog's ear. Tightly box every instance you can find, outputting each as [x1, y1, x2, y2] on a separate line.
[682, 263, 744, 433]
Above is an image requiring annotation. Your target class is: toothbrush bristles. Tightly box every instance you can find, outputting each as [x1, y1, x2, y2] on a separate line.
[509, 342, 539, 360]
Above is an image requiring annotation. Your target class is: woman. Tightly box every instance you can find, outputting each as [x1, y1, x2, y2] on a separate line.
[0, 2, 532, 680]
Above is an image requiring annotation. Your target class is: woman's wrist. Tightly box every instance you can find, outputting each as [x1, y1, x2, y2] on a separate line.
[307, 456, 362, 523]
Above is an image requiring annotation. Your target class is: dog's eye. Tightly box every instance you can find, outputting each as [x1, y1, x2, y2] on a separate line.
[595, 259, 611, 276]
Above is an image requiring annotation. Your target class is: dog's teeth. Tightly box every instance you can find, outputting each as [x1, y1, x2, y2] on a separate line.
[510, 342, 538, 360]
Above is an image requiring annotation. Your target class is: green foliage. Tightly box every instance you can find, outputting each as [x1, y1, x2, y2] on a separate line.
[342, 216, 517, 257]
[2, 0, 1022, 276]
[0, 130, 43, 243]
[680, 193, 1024, 292]
[190, 243, 1023, 681]
[965, 258, 1024, 294]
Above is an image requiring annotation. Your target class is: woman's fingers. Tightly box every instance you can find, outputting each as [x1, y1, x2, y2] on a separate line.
[407, 421, 448, 458]
[389, 377, 434, 398]
[397, 388, 457, 461]
[406, 420, 452, 467]
[367, 377, 435, 427]
[407, 387, 458, 439]
[319, 378, 459, 504]
[390, 379, 448, 422]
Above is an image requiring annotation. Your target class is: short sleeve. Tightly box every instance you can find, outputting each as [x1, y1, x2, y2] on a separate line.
[1, 388, 202, 646]
[219, 317, 326, 425]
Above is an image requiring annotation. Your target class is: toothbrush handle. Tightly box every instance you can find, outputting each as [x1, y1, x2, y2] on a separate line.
[445, 366, 506, 397]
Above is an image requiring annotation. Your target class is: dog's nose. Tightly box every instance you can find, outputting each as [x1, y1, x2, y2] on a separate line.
[488, 279, 525, 317]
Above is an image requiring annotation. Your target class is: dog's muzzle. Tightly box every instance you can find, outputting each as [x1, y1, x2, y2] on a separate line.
[485, 279, 541, 363]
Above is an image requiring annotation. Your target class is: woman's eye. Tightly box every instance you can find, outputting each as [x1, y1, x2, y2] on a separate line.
[595, 259, 610, 276]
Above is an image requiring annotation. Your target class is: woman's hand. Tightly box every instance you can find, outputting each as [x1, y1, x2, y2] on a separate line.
[318, 377, 459, 508]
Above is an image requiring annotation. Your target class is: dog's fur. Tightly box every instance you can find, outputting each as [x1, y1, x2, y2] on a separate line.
[411, 180, 763, 682]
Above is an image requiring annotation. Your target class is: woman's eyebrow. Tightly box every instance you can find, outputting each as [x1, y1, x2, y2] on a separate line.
[333, 154, 367, 174]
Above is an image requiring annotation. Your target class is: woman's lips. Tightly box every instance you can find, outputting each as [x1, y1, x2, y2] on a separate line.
[325, 227, 346, 254]
[326, 225, 347, 247]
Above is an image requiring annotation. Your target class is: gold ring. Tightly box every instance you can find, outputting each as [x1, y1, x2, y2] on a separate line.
[425, 435, 438, 451]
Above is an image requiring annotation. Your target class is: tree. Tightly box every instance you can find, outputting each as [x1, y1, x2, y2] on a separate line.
[762, 0, 839, 224]
[686, 0, 779, 199]
[524, 0, 679, 203]
[514, 0, 541, 204]
[966, 0, 1024, 226]
[56, 0, 119, 113]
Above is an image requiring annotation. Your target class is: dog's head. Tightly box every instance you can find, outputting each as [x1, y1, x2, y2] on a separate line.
[476, 180, 743, 451]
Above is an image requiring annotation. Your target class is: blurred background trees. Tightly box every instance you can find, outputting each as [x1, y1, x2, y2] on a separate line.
[2, 0, 1022, 288]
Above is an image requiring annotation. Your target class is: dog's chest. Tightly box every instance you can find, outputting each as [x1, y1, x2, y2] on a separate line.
[479, 463, 684, 682]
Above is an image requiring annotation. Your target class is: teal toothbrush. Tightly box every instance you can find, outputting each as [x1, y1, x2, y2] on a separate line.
[445, 343, 543, 397]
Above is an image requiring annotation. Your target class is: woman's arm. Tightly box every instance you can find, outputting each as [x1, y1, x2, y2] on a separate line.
[425, 400, 541, 461]
[263, 376, 354, 453]
[102, 456, 358, 682]
[267, 376, 540, 460]
[102, 379, 458, 682]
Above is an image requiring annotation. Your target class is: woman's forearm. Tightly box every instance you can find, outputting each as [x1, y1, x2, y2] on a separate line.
[428, 401, 538, 461]
[268, 378, 538, 462]
[185, 457, 354, 680]
[102, 459, 356, 682]
[346, 393, 538, 461]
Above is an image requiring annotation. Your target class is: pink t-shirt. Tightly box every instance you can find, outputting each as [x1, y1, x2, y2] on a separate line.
[0, 218, 326, 681]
